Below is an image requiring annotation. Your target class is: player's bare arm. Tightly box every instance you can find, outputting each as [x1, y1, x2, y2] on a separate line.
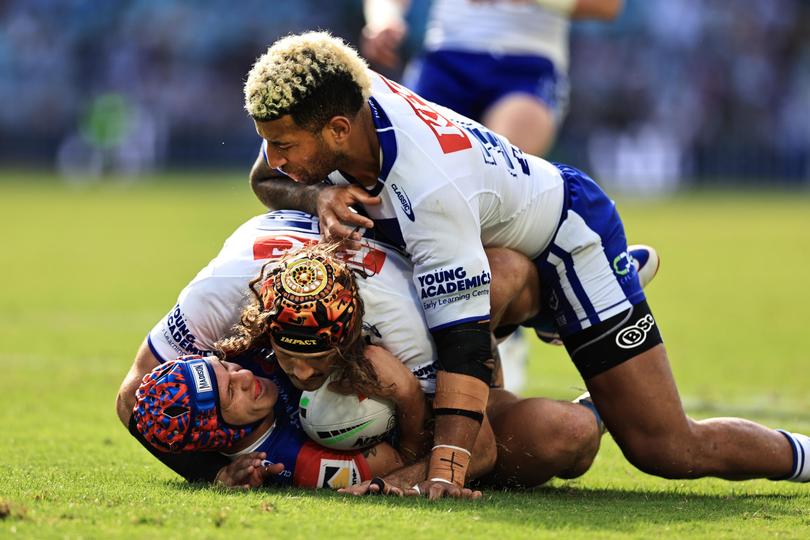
[249, 147, 322, 214]
[115, 339, 160, 426]
[360, 345, 432, 463]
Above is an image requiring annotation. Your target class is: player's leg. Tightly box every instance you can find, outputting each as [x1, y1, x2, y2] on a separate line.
[485, 388, 602, 487]
[486, 247, 541, 329]
[482, 94, 557, 157]
[585, 343, 796, 480]
[537, 165, 805, 482]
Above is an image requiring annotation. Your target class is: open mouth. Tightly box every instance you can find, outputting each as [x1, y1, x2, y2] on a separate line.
[254, 378, 263, 400]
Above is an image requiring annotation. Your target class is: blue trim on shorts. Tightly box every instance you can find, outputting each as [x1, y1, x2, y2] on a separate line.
[525, 164, 646, 337]
[549, 244, 599, 327]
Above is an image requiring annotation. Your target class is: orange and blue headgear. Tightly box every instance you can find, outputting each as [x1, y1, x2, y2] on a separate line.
[259, 247, 362, 354]
[132, 356, 255, 452]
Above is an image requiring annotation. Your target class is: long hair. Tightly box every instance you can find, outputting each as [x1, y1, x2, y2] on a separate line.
[215, 244, 383, 393]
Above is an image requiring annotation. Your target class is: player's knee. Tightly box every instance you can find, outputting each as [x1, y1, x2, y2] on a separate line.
[554, 409, 600, 478]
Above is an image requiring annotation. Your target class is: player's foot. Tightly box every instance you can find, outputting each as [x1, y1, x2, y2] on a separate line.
[535, 245, 661, 345]
[574, 391, 606, 435]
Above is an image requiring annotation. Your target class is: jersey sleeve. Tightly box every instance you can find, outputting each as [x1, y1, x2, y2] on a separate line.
[400, 182, 492, 331]
[292, 441, 372, 489]
[146, 275, 250, 363]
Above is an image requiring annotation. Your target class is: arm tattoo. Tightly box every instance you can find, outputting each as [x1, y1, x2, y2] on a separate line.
[251, 175, 321, 214]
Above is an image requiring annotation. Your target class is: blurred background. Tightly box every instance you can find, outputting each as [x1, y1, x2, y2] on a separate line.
[1, 0, 808, 193]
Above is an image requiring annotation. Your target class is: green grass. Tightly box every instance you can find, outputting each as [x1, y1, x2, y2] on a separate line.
[2, 172, 810, 539]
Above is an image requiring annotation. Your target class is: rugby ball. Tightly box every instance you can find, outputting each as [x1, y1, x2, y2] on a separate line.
[299, 377, 396, 451]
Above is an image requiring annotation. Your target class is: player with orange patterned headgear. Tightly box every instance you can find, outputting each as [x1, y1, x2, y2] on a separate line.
[216, 243, 381, 394]
[259, 245, 361, 354]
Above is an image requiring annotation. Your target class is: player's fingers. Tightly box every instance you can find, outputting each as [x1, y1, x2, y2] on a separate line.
[427, 483, 447, 501]
[262, 462, 285, 477]
[334, 207, 374, 230]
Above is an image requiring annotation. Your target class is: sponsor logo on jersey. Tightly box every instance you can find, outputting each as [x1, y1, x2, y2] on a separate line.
[317, 459, 362, 489]
[390, 183, 415, 221]
[253, 234, 319, 261]
[612, 251, 634, 277]
[417, 266, 491, 299]
[254, 235, 388, 276]
[411, 363, 436, 381]
[615, 314, 656, 349]
[163, 304, 209, 356]
[379, 76, 472, 154]
[189, 361, 213, 394]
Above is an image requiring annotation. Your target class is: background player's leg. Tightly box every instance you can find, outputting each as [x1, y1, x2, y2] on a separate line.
[482, 94, 557, 157]
[586, 344, 795, 480]
[487, 389, 601, 487]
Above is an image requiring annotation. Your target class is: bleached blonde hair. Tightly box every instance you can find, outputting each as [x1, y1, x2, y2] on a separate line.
[244, 31, 372, 127]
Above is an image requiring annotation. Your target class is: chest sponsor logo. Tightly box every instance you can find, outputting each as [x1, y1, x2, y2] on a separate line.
[390, 183, 415, 221]
[615, 314, 656, 349]
[379, 75, 472, 154]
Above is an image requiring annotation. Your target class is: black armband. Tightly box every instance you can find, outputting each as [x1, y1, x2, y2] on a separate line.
[127, 413, 228, 483]
[431, 321, 493, 384]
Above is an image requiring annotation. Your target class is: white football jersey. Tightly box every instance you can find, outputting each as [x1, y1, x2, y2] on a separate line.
[424, 0, 570, 71]
[324, 74, 565, 332]
[147, 210, 437, 393]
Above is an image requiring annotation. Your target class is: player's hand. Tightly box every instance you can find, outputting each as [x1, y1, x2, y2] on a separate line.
[360, 21, 407, 70]
[316, 185, 381, 249]
[406, 480, 483, 501]
[337, 477, 404, 497]
[213, 452, 284, 490]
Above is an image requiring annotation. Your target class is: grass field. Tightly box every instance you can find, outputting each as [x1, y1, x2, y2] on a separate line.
[2, 171, 810, 539]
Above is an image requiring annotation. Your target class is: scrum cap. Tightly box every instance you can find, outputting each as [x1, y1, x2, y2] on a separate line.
[260, 248, 360, 354]
[133, 356, 254, 452]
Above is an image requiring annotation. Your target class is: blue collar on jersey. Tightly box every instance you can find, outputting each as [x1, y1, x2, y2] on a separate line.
[367, 96, 398, 196]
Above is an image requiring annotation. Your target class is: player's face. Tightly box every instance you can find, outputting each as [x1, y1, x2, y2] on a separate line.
[255, 116, 341, 185]
[272, 344, 337, 391]
[212, 360, 278, 425]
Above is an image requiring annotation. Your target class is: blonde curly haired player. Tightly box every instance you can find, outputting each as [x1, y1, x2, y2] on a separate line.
[244, 31, 810, 498]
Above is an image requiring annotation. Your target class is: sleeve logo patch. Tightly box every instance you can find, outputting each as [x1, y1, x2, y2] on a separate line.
[317, 459, 362, 489]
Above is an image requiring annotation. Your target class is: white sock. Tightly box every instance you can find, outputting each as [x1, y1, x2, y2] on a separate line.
[777, 430, 810, 482]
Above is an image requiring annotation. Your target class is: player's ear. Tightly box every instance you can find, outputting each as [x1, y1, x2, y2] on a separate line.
[323, 116, 351, 144]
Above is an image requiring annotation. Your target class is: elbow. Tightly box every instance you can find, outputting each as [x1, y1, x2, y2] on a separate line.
[115, 385, 136, 428]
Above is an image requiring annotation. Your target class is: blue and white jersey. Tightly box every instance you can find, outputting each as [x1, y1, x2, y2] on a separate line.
[325, 74, 565, 332]
[424, 0, 570, 71]
[147, 210, 437, 393]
